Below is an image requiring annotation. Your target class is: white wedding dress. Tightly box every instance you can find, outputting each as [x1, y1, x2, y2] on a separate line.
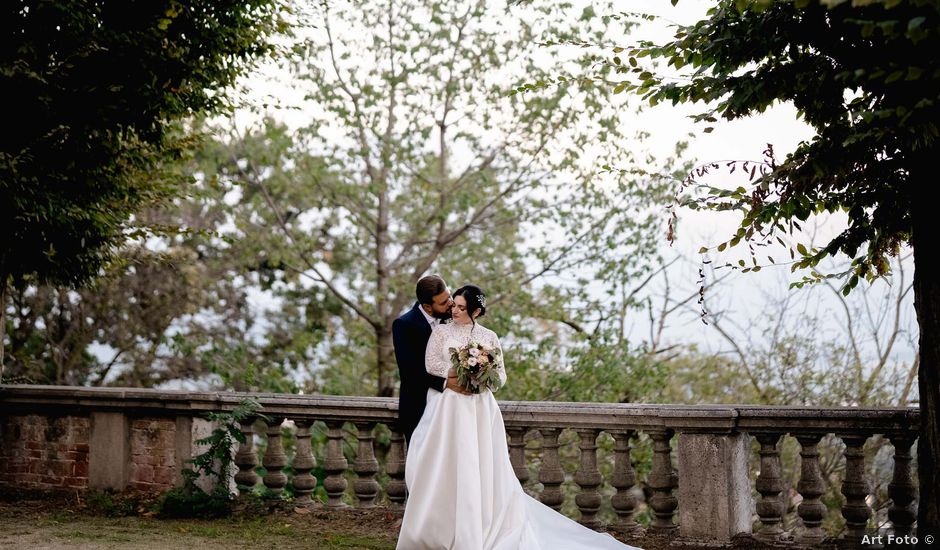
[397, 322, 641, 550]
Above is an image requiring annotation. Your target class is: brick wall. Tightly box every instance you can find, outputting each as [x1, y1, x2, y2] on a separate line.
[0, 414, 90, 490]
[0, 413, 185, 493]
[129, 418, 179, 491]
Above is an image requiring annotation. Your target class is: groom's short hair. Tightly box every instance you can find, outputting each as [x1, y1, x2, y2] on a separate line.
[416, 275, 447, 304]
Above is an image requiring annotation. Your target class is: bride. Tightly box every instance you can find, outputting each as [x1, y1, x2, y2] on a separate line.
[397, 284, 641, 550]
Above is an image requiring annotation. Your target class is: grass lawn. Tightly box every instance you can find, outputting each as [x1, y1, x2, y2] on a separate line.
[0, 497, 398, 550]
[0, 492, 774, 550]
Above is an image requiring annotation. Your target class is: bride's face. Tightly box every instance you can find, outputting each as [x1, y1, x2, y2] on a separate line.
[452, 295, 475, 325]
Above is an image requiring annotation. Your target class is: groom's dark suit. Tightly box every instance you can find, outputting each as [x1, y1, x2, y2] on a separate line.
[393, 302, 446, 443]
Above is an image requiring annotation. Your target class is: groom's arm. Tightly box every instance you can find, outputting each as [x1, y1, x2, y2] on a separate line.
[425, 369, 447, 393]
[393, 319, 446, 392]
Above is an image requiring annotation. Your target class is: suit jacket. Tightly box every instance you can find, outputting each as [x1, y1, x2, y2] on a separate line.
[394, 302, 446, 442]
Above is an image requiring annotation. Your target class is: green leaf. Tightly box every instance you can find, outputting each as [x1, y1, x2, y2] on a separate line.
[906, 66, 924, 80]
[884, 70, 904, 83]
[907, 16, 926, 31]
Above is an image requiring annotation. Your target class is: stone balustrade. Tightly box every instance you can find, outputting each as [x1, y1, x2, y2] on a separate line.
[0, 385, 920, 547]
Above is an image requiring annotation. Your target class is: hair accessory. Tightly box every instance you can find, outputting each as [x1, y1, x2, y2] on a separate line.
[478, 294, 486, 308]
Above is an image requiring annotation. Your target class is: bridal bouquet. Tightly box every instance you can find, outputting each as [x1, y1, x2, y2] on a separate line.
[449, 341, 502, 394]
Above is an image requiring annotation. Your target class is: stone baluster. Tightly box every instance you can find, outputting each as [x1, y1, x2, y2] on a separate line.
[323, 421, 349, 508]
[234, 417, 259, 493]
[507, 427, 530, 486]
[648, 429, 679, 533]
[796, 434, 827, 546]
[353, 422, 380, 507]
[292, 419, 317, 506]
[888, 435, 917, 538]
[840, 435, 873, 547]
[537, 428, 564, 511]
[609, 430, 642, 534]
[386, 430, 407, 508]
[754, 433, 786, 543]
[262, 416, 288, 496]
[574, 429, 603, 529]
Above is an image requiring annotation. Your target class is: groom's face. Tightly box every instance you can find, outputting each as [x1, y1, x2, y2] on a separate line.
[428, 289, 454, 319]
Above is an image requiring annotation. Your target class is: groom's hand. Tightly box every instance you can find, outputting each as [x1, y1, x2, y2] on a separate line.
[446, 375, 472, 395]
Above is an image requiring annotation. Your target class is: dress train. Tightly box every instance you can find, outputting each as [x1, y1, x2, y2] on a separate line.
[396, 388, 642, 550]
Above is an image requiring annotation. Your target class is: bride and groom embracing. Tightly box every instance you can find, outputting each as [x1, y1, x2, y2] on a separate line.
[393, 275, 641, 550]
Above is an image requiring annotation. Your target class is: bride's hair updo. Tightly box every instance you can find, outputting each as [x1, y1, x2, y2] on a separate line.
[453, 285, 486, 321]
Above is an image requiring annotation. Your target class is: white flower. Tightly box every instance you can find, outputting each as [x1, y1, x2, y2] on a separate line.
[467, 357, 478, 366]
[469, 348, 480, 357]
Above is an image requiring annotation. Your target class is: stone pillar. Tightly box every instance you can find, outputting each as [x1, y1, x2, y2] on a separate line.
[754, 433, 786, 543]
[188, 416, 225, 493]
[840, 436, 872, 549]
[174, 416, 194, 488]
[234, 417, 260, 493]
[262, 416, 288, 496]
[796, 434, 827, 546]
[677, 432, 752, 541]
[386, 430, 407, 508]
[323, 421, 349, 508]
[648, 429, 679, 534]
[609, 430, 642, 535]
[292, 419, 317, 506]
[88, 412, 131, 490]
[507, 427, 530, 486]
[887, 435, 917, 537]
[574, 428, 602, 529]
[537, 428, 564, 511]
[353, 422, 379, 507]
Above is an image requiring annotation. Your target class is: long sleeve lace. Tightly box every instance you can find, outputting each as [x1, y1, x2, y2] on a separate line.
[425, 327, 450, 378]
[491, 333, 507, 389]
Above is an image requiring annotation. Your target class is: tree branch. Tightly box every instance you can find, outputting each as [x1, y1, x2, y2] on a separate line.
[252, 172, 380, 329]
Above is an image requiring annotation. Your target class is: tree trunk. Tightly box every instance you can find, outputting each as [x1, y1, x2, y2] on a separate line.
[912, 182, 939, 540]
[0, 275, 6, 383]
[376, 325, 396, 397]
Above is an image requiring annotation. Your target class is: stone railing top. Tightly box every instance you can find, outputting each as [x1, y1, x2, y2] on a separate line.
[0, 384, 919, 437]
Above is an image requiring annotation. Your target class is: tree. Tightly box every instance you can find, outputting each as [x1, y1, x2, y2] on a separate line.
[0, 179, 300, 391]
[1, 108, 683, 395]
[219, 0, 675, 396]
[1, 0, 289, 381]
[597, 0, 939, 535]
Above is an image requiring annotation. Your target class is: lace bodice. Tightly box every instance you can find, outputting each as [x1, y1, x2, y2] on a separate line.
[425, 322, 507, 390]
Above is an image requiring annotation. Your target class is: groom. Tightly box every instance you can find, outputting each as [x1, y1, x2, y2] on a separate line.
[393, 275, 469, 443]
